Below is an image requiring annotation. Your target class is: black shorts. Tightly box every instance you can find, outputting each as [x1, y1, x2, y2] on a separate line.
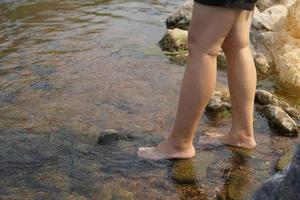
[194, 0, 258, 11]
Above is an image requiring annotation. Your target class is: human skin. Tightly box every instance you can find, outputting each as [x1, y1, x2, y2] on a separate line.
[137, 3, 257, 160]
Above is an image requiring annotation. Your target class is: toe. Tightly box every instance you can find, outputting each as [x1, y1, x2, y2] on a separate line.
[136, 147, 167, 160]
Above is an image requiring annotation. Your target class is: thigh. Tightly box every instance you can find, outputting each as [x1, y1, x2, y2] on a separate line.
[221, 10, 254, 50]
[188, 3, 241, 55]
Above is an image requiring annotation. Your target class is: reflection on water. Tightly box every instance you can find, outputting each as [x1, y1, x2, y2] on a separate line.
[0, 0, 299, 199]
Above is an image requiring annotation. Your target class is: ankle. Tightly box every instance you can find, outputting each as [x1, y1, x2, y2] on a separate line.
[229, 128, 254, 138]
[227, 131, 255, 143]
[166, 137, 194, 151]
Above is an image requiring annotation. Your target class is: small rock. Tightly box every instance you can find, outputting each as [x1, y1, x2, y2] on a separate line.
[165, 0, 193, 30]
[275, 151, 293, 171]
[98, 129, 134, 145]
[253, 53, 271, 74]
[217, 52, 227, 69]
[159, 28, 188, 52]
[206, 95, 231, 113]
[260, 105, 298, 136]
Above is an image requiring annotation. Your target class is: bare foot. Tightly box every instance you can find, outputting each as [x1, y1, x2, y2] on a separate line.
[137, 140, 195, 160]
[199, 132, 257, 149]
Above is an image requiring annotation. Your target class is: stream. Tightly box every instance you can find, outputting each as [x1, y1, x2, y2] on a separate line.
[0, 0, 299, 199]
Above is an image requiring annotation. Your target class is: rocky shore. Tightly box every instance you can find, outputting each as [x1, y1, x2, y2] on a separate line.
[160, 0, 300, 90]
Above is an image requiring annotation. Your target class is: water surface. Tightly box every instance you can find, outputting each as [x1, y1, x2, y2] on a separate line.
[0, 0, 299, 199]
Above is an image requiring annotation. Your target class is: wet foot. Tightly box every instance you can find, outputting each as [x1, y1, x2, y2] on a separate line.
[137, 140, 195, 160]
[199, 132, 257, 149]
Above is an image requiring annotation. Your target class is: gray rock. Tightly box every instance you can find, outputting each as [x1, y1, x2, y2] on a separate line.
[165, 0, 193, 30]
[255, 90, 279, 105]
[260, 105, 298, 136]
[284, 107, 300, 121]
[253, 144, 300, 200]
[98, 129, 134, 145]
[206, 94, 231, 113]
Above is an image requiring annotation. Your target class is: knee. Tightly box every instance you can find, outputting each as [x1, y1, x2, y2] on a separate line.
[221, 35, 250, 54]
[187, 30, 221, 57]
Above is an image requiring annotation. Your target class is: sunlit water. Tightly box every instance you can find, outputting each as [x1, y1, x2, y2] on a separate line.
[0, 0, 299, 199]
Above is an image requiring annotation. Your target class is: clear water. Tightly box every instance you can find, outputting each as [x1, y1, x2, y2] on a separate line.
[0, 0, 299, 199]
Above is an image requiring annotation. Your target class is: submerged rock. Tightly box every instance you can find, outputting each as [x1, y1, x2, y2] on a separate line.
[159, 28, 188, 52]
[98, 129, 134, 145]
[253, 144, 300, 200]
[92, 185, 134, 200]
[171, 152, 214, 184]
[260, 105, 298, 136]
[275, 151, 293, 171]
[171, 159, 197, 184]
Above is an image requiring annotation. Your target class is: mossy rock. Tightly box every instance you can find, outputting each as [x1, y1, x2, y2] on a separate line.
[275, 152, 293, 171]
[171, 151, 214, 184]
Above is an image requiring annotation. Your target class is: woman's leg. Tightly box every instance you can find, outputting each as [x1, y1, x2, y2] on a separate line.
[137, 3, 241, 160]
[219, 10, 257, 148]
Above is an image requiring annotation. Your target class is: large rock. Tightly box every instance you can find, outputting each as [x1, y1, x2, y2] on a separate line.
[277, 48, 300, 88]
[280, 0, 297, 8]
[253, 5, 288, 31]
[159, 28, 188, 52]
[257, 30, 300, 89]
[251, 1, 300, 89]
[255, 0, 280, 11]
[286, 0, 300, 38]
[253, 144, 300, 200]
